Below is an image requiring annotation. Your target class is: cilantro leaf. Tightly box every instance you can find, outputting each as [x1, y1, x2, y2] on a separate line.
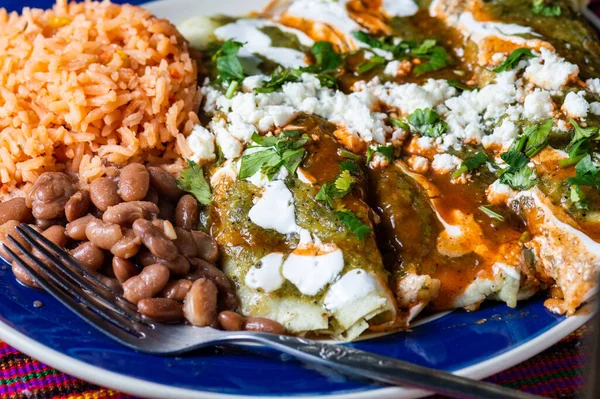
[492, 48, 534, 73]
[356, 55, 386, 74]
[254, 67, 300, 94]
[214, 39, 246, 83]
[239, 132, 309, 180]
[334, 170, 354, 194]
[447, 79, 474, 91]
[532, 0, 561, 16]
[176, 160, 212, 206]
[335, 209, 371, 240]
[501, 150, 529, 170]
[366, 145, 395, 164]
[559, 119, 599, 168]
[567, 155, 600, 192]
[523, 119, 553, 158]
[569, 185, 588, 209]
[307, 41, 342, 73]
[407, 108, 448, 137]
[479, 204, 505, 221]
[412, 44, 451, 76]
[500, 165, 537, 190]
[389, 117, 409, 130]
[453, 151, 490, 178]
[340, 160, 359, 174]
[315, 183, 339, 208]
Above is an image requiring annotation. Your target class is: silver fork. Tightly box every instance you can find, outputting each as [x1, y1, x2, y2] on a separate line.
[4, 224, 540, 399]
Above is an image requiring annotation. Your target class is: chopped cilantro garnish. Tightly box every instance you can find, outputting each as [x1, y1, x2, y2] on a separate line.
[366, 145, 395, 164]
[213, 39, 246, 84]
[340, 160, 359, 174]
[389, 117, 409, 130]
[407, 108, 448, 137]
[492, 48, 534, 73]
[560, 119, 599, 168]
[239, 131, 309, 180]
[352, 32, 451, 76]
[567, 155, 600, 192]
[532, 0, 561, 16]
[254, 67, 300, 93]
[315, 169, 355, 208]
[308, 41, 342, 73]
[569, 185, 588, 209]
[356, 55, 386, 74]
[447, 79, 474, 91]
[500, 165, 537, 190]
[453, 151, 490, 178]
[335, 209, 371, 240]
[339, 149, 361, 161]
[479, 204, 505, 221]
[176, 160, 212, 206]
[523, 119, 553, 158]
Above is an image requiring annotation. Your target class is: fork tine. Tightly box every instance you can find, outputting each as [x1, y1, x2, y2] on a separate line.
[5, 236, 145, 337]
[18, 225, 145, 320]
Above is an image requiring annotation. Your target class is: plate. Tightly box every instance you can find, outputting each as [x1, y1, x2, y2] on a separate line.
[0, 1, 595, 398]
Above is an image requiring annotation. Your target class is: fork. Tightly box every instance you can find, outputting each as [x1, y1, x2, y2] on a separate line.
[3, 224, 541, 399]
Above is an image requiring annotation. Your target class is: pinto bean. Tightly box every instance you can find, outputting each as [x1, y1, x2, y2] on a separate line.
[34, 218, 63, 230]
[173, 227, 197, 258]
[90, 177, 122, 211]
[132, 219, 178, 261]
[0, 220, 30, 259]
[103, 201, 159, 225]
[148, 166, 183, 200]
[41, 225, 67, 247]
[138, 250, 190, 275]
[112, 256, 139, 283]
[244, 317, 286, 334]
[118, 163, 150, 202]
[27, 172, 74, 219]
[175, 195, 199, 231]
[122, 264, 170, 304]
[70, 242, 104, 272]
[183, 278, 218, 327]
[0, 198, 32, 225]
[65, 190, 91, 222]
[12, 261, 40, 288]
[218, 311, 245, 331]
[66, 215, 97, 241]
[31, 225, 67, 264]
[188, 258, 238, 311]
[111, 229, 142, 259]
[160, 279, 193, 301]
[85, 219, 123, 250]
[191, 231, 219, 264]
[138, 298, 184, 322]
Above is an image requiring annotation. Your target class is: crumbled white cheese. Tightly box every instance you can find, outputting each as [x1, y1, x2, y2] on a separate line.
[562, 91, 589, 119]
[248, 180, 300, 235]
[590, 102, 600, 116]
[187, 125, 216, 164]
[524, 48, 579, 91]
[523, 89, 554, 120]
[204, 74, 389, 145]
[407, 155, 430, 173]
[587, 78, 600, 95]
[245, 253, 285, 293]
[282, 246, 344, 296]
[210, 121, 243, 160]
[482, 119, 519, 151]
[431, 154, 462, 175]
[486, 180, 516, 205]
[242, 75, 266, 92]
[214, 19, 313, 68]
[383, 60, 401, 77]
[382, 0, 419, 17]
[324, 269, 379, 311]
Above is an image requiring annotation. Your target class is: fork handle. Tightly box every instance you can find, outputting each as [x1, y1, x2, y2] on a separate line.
[229, 333, 540, 399]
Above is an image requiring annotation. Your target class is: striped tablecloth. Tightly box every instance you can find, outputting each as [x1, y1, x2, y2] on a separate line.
[0, 322, 593, 399]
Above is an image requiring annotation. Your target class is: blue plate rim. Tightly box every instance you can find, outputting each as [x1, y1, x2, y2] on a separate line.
[0, 305, 593, 399]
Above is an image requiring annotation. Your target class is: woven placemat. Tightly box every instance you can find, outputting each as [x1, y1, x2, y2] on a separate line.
[0, 322, 593, 399]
